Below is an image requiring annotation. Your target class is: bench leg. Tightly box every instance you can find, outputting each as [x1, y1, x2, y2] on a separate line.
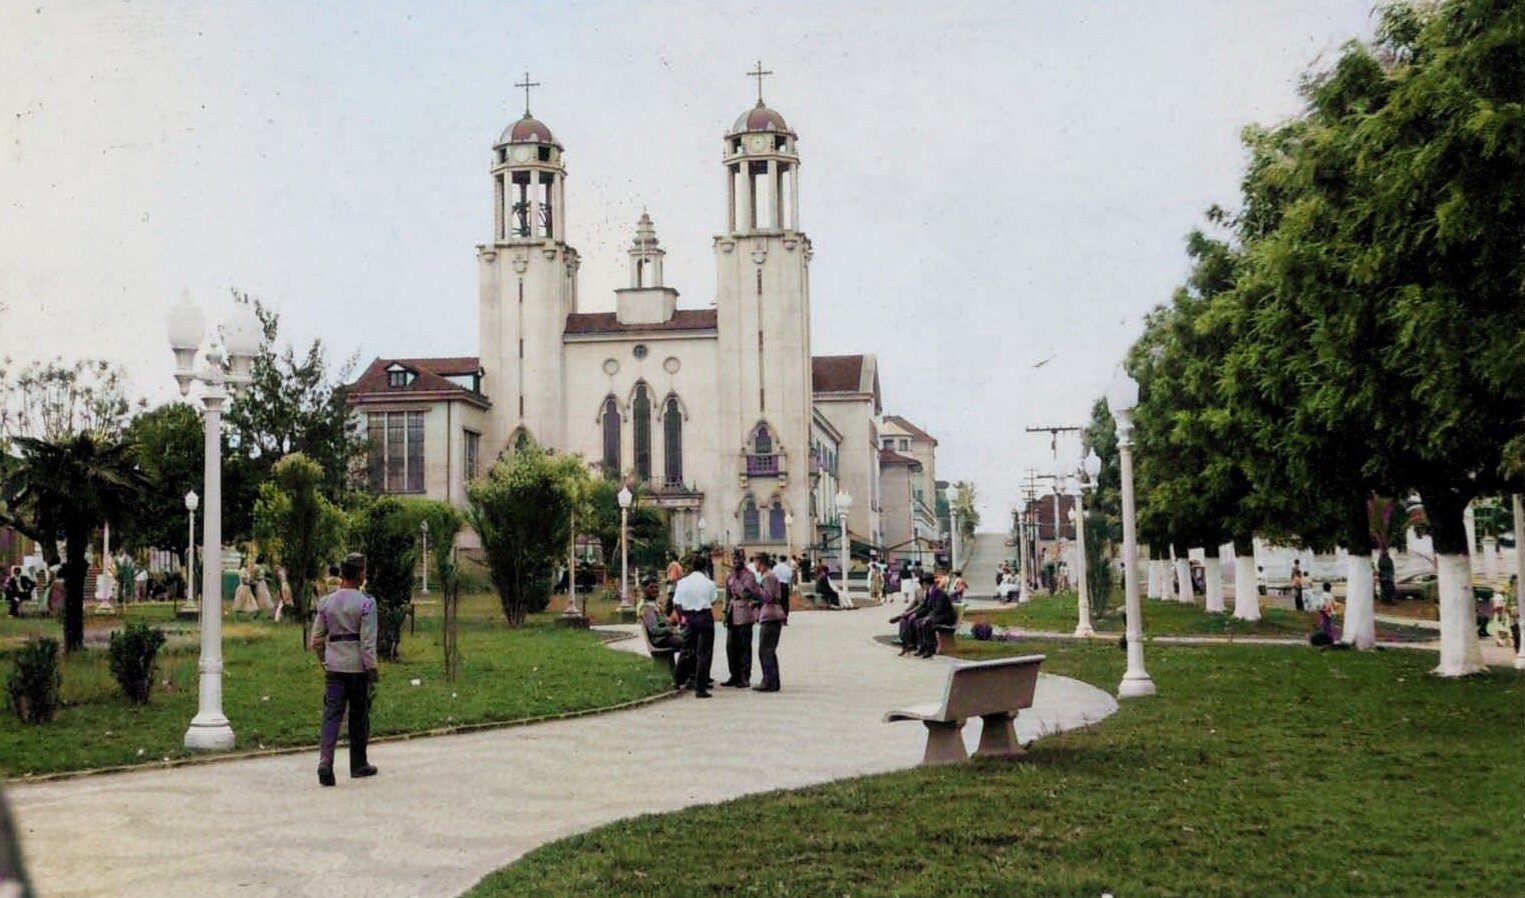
[974, 712, 1023, 759]
[920, 720, 968, 765]
[935, 630, 956, 655]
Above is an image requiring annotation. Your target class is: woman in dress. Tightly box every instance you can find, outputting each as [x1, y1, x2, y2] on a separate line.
[253, 563, 275, 615]
[230, 569, 259, 614]
[273, 566, 293, 622]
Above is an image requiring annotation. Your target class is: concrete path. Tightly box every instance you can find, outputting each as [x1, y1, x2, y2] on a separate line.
[8, 606, 1116, 898]
[959, 532, 1011, 600]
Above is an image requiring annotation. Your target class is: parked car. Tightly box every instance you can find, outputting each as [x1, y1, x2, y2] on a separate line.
[1393, 572, 1438, 602]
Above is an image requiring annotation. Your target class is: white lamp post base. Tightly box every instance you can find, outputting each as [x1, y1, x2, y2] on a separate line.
[1073, 623, 1095, 638]
[1118, 673, 1157, 698]
[184, 716, 236, 750]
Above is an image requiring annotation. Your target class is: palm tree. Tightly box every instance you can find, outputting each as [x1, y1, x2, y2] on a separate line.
[2, 433, 146, 651]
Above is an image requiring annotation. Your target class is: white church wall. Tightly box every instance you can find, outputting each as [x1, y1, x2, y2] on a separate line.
[816, 396, 881, 545]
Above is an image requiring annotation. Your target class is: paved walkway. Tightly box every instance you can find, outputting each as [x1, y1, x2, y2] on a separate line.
[958, 532, 1010, 600]
[8, 607, 1116, 898]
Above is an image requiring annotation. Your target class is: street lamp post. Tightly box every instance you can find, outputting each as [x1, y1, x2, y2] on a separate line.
[835, 490, 854, 609]
[178, 491, 199, 619]
[1073, 451, 1101, 638]
[168, 290, 261, 749]
[420, 519, 430, 595]
[616, 485, 633, 612]
[950, 507, 961, 573]
[1018, 509, 1033, 604]
[1107, 372, 1155, 698]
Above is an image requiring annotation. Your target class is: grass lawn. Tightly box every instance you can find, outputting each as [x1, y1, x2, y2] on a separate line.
[0, 592, 671, 778]
[971, 592, 1436, 643]
[470, 638, 1522, 898]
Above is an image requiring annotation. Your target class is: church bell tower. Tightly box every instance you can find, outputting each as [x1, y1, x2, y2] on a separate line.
[714, 63, 813, 544]
[478, 74, 579, 454]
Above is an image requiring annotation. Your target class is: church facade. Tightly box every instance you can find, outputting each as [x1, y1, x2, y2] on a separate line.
[347, 86, 944, 562]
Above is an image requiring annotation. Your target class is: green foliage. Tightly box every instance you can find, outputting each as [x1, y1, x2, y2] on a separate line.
[469, 444, 585, 626]
[351, 496, 418, 660]
[1082, 513, 1113, 617]
[392, 497, 465, 678]
[6, 637, 61, 724]
[107, 622, 167, 704]
[252, 452, 348, 644]
[0, 357, 140, 444]
[118, 402, 203, 556]
[951, 481, 980, 544]
[0, 433, 147, 651]
[584, 479, 670, 570]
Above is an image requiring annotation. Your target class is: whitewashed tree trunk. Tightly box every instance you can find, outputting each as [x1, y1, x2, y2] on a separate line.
[1175, 558, 1193, 604]
[1233, 555, 1260, 621]
[1147, 558, 1162, 599]
[1434, 552, 1485, 676]
[1204, 557, 1225, 613]
[1342, 554, 1376, 649]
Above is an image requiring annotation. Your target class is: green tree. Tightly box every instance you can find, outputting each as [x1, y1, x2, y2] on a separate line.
[350, 496, 418, 660]
[252, 453, 348, 645]
[118, 403, 204, 560]
[0, 434, 146, 651]
[584, 479, 670, 574]
[0, 357, 140, 444]
[951, 481, 980, 545]
[468, 444, 584, 626]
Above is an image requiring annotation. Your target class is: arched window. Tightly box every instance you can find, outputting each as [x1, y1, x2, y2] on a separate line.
[768, 501, 787, 542]
[601, 396, 620, 478]
[746, 422, 778, 478]
[663, 395, 683, 488]
[632, 383, 652, 483]
[752, 424, 773, 455]
[742, 496, 760, 542]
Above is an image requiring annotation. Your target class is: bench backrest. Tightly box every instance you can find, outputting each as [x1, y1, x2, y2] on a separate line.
[938, 654, 1044, 720]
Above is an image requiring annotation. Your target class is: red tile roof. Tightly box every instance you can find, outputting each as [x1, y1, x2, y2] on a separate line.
[564, 309, 717, 336]
[883, 414, 938, 447]
[879, 448, 922, 467]
[346, 357, 490, 408]
[811, 355, 864, 393]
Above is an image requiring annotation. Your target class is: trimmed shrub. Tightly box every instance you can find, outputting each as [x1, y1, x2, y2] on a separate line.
[108, 622, 167, 704]
[7, 637, 62, 724]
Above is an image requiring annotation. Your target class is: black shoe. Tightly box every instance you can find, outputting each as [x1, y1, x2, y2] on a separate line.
[752, 685, 779, 692]
[351, 764, 378, 778]
[318, 767, 336, 787]
[695, 691, 712, 698]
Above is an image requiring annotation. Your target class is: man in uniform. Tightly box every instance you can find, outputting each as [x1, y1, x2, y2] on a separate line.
[310, 552, 379, 786]
[671, 552, 719, 698]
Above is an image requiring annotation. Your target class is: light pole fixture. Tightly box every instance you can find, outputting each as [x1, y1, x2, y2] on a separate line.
[1073, 450, 1101, 638]
[1107, 372, 1155, 698]
[420, 519, 430, 595]
[835, 490, 854, 608]
[168, 289, 261, 749]
[616, 484, 633, 611]
[178, 490, 199, 619]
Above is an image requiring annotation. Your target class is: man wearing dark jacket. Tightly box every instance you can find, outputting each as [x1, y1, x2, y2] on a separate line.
[914, 574, 956, 657]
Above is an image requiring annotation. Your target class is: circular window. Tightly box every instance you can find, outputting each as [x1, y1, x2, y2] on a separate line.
[602, 358, 620, 376]
[632, 344, 649, 359]
[663, 356, 681, 374]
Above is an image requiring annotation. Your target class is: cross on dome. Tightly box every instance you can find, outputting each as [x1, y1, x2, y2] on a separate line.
[515, 71, 541, 115]
[747, 60, 774, 105]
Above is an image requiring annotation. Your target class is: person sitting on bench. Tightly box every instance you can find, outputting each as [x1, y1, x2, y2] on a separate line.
[890, 589, 929, 655]
[915, 573, 956, 658]
[639, 576, 691, 688]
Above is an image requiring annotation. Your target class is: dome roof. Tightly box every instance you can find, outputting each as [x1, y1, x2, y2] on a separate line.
[731, 101, 792, 135]
[500, 114, 557, 145]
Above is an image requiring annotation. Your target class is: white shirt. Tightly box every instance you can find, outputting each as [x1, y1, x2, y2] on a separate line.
[672, 570, 718, 611]
[772, 560, 793, 585]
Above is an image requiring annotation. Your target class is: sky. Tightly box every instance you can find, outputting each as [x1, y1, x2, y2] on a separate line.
[0, 0, 1377, 523]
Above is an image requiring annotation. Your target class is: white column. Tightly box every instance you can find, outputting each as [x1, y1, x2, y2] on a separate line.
[789, 162, 800, 230]
[738, 164, 754, 231]
[1434, 550, 1484, 676]
[1204, 556, 1225, 613]
[1175, 556, 1193, 604]
[1116, 428, 1155, 698]
[1233, 553, 1260, 621]
[527, 176, 540, 241]
[1147, 556, 1162, 600]
[553, 174, 566, 243]
[1512, 494, 1524, 670]
[726, 165, 737, 232]
[1342, 553, 1376, 649]
[185, 388, 235, 750]
[1073, 499, 1094, 637]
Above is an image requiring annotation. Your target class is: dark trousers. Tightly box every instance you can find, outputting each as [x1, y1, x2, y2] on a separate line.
[318, 672, 371, 772]
[758, 620, 782, 690]
[681, 612, 715, 691]
[919, 616, 953, 654]
[725, 623, 753, 684]
[897, 617, 919, 649]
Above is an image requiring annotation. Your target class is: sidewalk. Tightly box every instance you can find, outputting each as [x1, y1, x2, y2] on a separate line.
[8, 606, 1116, 898]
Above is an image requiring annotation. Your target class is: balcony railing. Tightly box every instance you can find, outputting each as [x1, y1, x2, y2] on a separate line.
[745, 454, 779, 477]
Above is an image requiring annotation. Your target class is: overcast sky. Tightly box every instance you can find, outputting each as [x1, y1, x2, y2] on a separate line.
[0, 0, 1376, 523]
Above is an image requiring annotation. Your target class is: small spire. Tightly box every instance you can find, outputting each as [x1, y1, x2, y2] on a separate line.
[747, 60, 774, 105]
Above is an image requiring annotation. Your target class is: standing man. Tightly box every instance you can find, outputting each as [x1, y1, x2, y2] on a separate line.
[672, 552, 719, 698]
[310, 552, 378, 787]
[771, 553, 794, 621]
[754, 553, 786, 691]
[721, 549, 758, 688]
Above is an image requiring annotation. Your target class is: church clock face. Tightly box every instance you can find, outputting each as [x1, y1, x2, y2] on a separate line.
[747, 134, 768, 153]
[512, 145, 531, 162]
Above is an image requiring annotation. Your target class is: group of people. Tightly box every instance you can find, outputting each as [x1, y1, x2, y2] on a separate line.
[230, 564, 294, 621]
[887, 570, 959, 657]
[640, 549, 793, 696]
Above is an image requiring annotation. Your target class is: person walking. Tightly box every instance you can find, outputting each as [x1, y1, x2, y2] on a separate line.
[754, 553, 786, 692]
[310, 553, 379, 787]
[672, 552, 719, 698]
[869, 562, 885, 602]
[721, 549, 758, 687]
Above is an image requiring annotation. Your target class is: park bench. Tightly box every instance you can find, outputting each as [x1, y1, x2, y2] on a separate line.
[640, 621, 680, 676]
[932, 602, 967, 655]
[884, 654, 1045, 765]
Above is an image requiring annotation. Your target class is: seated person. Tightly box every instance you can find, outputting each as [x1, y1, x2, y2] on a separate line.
[639, 576, 685, 651]
[915, 574, 956, 657]
[814, 565, 839, 607]
[889, 591, 928, 655]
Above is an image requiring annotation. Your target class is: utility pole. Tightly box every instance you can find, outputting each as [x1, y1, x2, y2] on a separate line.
[1026, 425, 1082, 592]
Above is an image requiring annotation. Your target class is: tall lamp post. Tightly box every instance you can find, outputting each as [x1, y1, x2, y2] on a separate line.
[616, 485, 633, 611]
[835, 490, 854, 609]
[950, 507, 962, 573]
[1018, 508, 1033, 604]
[178, 491, 199, 619]
[420, 519, 430, 595]
[1107, 372, 1156, 698]
[1073, 451, 1101, 637]
[168, 290, 262, 749]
